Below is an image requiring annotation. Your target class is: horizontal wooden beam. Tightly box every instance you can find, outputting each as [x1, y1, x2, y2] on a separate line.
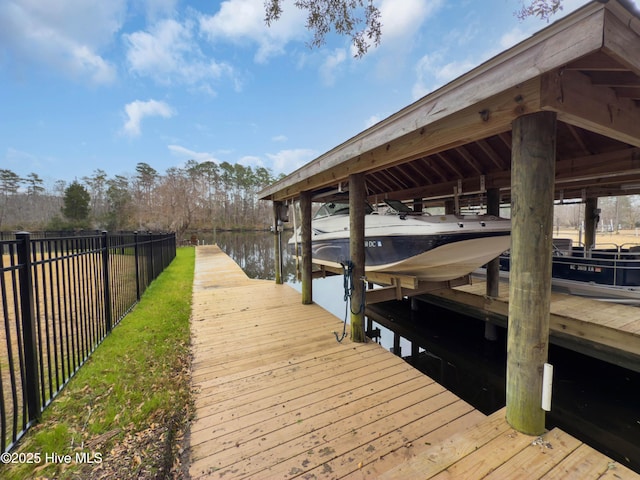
[541, 69, 640, 148]
[364, 272, 419, 289]
[365, 276, 469, 305]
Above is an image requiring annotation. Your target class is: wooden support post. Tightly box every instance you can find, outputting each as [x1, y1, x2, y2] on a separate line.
[300, 191, 313, 304]
[485, 188, 500, 341]
[273, 201, 283, 285]
[486, 188, 501, 298]
[584, 197, 598, 252]
[444, 199, 456, 215]
[350, 173, 366, 343]
[507, 111, 557, 435]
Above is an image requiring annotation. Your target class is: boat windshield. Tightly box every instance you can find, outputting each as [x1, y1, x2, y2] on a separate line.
[314, 202, 373, 218]
[314, 202, 350, 218]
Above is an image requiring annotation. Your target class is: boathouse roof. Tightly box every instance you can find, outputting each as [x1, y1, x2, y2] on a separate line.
[259, 0, 640, 206]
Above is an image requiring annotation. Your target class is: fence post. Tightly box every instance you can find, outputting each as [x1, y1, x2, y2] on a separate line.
[16, 232, 42, 422]
[134, 231, 141, 301]
[101, 231, 113, 333]
[148, 233, 155, 281]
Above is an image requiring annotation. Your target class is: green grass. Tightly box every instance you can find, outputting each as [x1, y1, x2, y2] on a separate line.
[1, 247, 195, 479]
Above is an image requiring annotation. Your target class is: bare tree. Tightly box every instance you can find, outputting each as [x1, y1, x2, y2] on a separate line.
[106, 175, 133, 230]
[82, 169, 109, 226]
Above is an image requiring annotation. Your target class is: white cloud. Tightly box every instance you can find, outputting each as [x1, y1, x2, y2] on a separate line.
[123, 18, 236, 91]
[378, 0, 443, 42]
[0, 0, 123, 84]
[409, 0, 593, 101]
[412, 52, 479, 100]
[272, 135, 288, 142]
[198, 0, 307, 63]
[266, 148, 317, 175]
[141, 0, 178, 21]
[320, 48, 347, 86]
[238, 155, 264, 169]
[366, 0, 444, 82]
[122, 99, 174, 137]
[365, 115, 382, 129]
[167, 144, 220, 164]
[498, 26, 531, 50]
[3, 147, 42, 173]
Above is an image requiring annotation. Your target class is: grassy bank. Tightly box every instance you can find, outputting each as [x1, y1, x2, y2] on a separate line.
[1, 247, 195, 480]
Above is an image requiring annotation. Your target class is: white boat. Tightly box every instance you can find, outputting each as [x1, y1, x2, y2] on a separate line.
[288, 200, 511, 282]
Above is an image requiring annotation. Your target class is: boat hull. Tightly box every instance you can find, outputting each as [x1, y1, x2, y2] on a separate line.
[291, 232, 511, 282]
[494, 247, 640, 304]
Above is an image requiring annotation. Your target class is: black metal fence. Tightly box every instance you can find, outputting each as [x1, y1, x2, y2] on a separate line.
[0, 231, 176, 452]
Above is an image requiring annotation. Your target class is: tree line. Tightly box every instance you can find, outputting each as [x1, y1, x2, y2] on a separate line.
[0, 161, 283, 239]
[554, 196, 640, 232]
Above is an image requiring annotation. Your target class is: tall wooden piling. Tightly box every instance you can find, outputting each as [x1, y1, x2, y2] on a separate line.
[507, 111, 557, 435]
[273, 201, 283, 285]
[485, 188, 500, 341]
[349, 173, 366, 342]
[486, 188, 501, 299]
[300, 191, 313, 304]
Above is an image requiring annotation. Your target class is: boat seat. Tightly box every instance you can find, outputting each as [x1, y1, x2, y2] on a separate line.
[552, 238, 573, 256]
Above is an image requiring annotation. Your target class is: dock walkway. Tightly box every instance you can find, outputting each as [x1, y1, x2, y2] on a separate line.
[188, 245, 638, 479]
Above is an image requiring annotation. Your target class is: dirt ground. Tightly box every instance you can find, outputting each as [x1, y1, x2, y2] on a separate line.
[554, 228, 640, 248]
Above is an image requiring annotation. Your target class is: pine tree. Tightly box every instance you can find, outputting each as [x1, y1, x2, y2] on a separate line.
[63, 181, 91, 228]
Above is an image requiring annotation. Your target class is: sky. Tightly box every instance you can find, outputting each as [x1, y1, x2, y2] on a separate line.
[1, 0, 620, 189]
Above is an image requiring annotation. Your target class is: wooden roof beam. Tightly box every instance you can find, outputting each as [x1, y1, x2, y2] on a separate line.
[564, 123, 594, 157]
[434, 152, 464, 178]
[371, 172, 510, 203]
[455, 146, 484, 175]
[417, 157, 448, 183]
[476, 139, 507, 170]
[613, 87, 640, 99]
[586, 71, 640, 88]
[373, 169, 405, 191]
[363, 174, 387, 194]
[402, 161, 434, 185]
[555, 147, 640, 183]
[565, 51, 629, 71]
[541, 69, 640, 147]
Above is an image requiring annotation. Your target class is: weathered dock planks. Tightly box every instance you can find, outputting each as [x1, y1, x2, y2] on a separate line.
[188, 245, 639, 479]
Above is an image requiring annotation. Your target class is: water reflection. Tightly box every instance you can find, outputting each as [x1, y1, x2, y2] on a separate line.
[200, 230, 298, 282]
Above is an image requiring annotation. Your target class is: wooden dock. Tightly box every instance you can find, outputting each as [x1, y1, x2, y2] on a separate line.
[416, 280, 640, 373]
[188, 245, 639, 479]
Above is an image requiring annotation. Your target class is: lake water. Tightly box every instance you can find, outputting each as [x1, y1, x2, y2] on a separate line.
[209, 230, 640, 473]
